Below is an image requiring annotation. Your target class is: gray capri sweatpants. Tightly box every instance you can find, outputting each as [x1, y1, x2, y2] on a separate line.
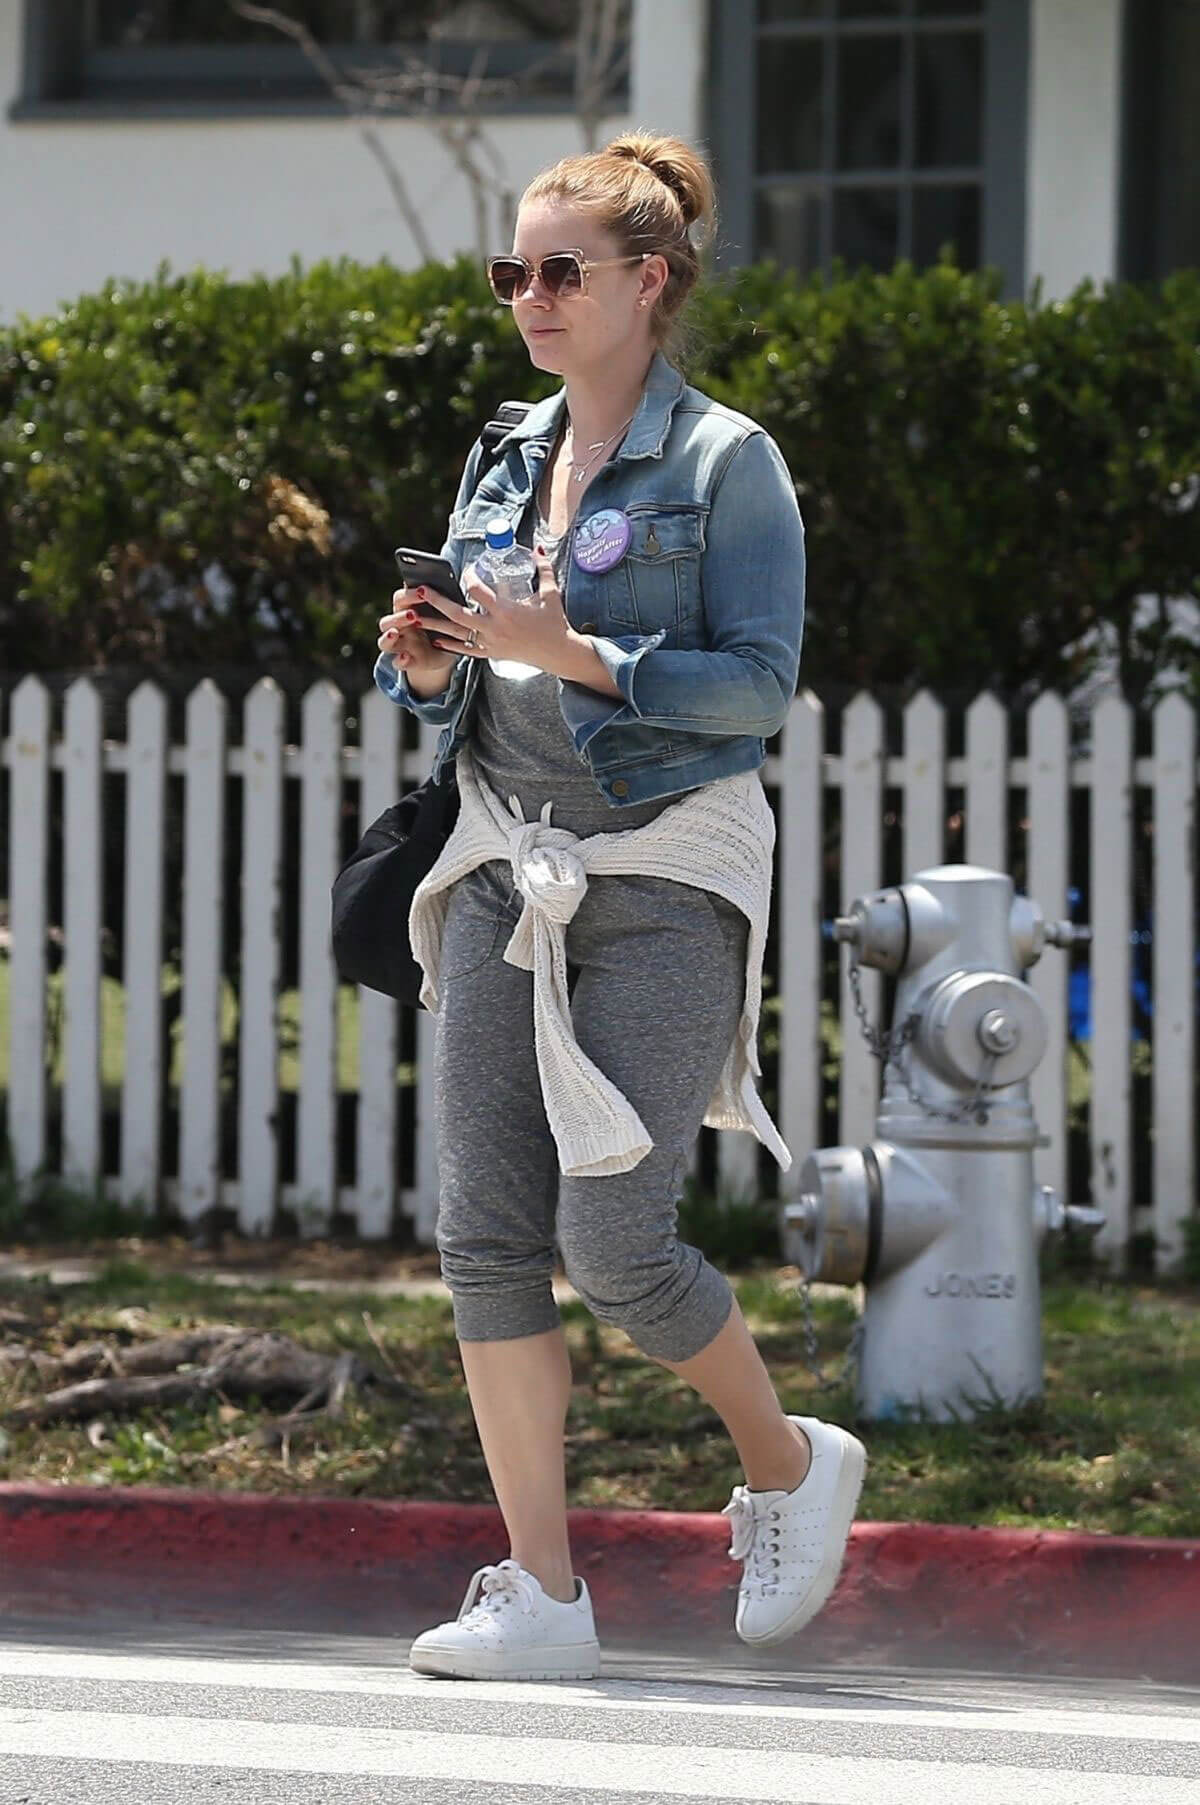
[432, 855, 751, 1363]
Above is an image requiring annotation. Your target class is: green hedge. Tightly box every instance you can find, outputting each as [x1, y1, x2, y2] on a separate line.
[2, 253, 1198, 699]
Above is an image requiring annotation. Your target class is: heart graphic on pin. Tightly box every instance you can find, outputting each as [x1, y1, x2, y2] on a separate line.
[573, 507, 633, 575]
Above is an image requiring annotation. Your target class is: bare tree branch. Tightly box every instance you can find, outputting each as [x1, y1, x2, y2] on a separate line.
[575, 0, 628, 152]
[363, 43, 519, 257]
[229, 1, 630, 258]
[230, 1, 436, 261]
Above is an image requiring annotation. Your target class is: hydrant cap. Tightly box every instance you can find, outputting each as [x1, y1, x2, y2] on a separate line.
[921, 972, 1048, 1087]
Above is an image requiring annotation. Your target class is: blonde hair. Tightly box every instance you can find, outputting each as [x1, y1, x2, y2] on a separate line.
[521, 129, 717, 361]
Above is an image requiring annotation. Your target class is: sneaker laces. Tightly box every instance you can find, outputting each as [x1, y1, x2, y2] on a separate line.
[722, 1485, 782, 1597]
[456, 1559, 538, 1625]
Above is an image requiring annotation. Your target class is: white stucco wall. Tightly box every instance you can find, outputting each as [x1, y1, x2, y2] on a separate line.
[631, 0, 707, 152]
[0, 0, 1133, 321]
[1026, 0, 1125, 297]
[0, 0, 707, 325]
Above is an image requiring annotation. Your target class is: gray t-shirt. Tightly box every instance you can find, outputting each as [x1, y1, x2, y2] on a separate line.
[469, 493, 674, 839]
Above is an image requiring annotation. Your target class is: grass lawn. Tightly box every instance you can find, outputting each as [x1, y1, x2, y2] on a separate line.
[0, 956, 405, 1099]
[1, 1257, 1196, 1539]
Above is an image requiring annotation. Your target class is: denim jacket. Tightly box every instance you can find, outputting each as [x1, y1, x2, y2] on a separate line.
[373, 350, 805, 807]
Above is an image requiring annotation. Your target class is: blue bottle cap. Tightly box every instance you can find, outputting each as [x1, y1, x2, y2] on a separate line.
[484, 517, 515, 550]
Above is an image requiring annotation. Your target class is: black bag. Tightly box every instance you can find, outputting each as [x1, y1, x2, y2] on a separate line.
[331, 401, 531, 1005]
[330, 762, 460, 1004]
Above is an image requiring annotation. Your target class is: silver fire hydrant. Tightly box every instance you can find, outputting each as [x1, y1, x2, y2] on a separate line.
[780, 864, 1103, 1422]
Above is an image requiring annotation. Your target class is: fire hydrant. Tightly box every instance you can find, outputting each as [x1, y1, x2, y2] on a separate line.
[779, 864, 1103, 1422]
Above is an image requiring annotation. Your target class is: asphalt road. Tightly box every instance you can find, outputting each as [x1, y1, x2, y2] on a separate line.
[1, 1616, 1197, 1804]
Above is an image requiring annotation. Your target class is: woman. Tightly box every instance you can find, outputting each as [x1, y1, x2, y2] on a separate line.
[374, 131, 866, 1682]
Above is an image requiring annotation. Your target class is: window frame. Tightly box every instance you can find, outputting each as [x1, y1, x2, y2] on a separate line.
[707, 0, 1029, 298]
[1119, 0, 1200, 282]
[12, 1, 626, 120]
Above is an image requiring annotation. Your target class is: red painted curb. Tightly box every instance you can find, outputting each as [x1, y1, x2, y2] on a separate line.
[2, 1484, 1198, 1682]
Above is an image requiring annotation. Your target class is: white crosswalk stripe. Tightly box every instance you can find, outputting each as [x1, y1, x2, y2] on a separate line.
[2, 1649, 1198, 1747]
[2, 1705, 1200, 1804]
[1, 1644, 1197, 1804]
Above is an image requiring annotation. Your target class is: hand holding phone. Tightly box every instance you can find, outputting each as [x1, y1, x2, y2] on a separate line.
[378, 547, 466, 695]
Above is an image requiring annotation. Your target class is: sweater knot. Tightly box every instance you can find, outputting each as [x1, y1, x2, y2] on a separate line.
[509, 822, 588, 929]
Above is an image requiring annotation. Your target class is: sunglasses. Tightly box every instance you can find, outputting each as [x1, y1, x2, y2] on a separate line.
[486, 248, 650, 305]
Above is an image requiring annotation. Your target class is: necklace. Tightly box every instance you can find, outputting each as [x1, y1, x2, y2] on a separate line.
[566, 411, 637, 486]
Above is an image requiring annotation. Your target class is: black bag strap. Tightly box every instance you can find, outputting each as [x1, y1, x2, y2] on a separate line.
[478, 400, 532, 474]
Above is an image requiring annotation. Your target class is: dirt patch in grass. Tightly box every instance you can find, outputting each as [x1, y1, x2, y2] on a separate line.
[1, 1258, 1197, 1539]
[0, 1231, 445, 1286]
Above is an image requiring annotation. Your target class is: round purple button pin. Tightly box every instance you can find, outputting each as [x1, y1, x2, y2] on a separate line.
[573, 507, 632, 575]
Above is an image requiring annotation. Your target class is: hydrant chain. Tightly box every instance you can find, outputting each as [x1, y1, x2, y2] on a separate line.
[795, 1268, 866, 1393]
[846, 955, 919, 1063]
[894, 1040, 1000, 1126]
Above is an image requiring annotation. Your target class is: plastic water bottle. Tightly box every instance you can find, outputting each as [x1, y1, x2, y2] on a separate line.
[473, 517, 540, 682]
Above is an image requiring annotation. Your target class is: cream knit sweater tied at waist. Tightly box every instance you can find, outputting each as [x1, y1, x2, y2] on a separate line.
[408, 744, 792, 1180]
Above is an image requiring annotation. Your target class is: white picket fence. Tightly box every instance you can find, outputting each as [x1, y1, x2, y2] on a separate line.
[2, 676, 1194, 1271]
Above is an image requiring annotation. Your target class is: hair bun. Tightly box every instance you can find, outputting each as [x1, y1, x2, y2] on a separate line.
[602, 130, 715, 236]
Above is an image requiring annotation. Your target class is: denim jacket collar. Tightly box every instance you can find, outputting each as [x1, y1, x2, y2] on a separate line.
[496, 350, 685, 467]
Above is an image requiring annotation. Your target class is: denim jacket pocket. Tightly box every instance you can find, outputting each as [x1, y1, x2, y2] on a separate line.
[448, 497, 523, 557]
[604, 502, 706, 632]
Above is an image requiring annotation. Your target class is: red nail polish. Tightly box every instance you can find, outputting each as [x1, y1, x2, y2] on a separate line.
[416, 586, 427, 596]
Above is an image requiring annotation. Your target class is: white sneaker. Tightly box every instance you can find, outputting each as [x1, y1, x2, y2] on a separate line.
[723, 1414, 867, 1647]
[408, 1559, 601, 1681]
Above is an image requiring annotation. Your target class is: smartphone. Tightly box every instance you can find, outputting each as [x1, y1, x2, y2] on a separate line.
[393, 546, 471, 614]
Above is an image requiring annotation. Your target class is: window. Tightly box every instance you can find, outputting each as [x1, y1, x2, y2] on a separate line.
[709, 0, 1029, 295]
[17, 0, 629, 115]
[1121, 0, 1200, 280]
